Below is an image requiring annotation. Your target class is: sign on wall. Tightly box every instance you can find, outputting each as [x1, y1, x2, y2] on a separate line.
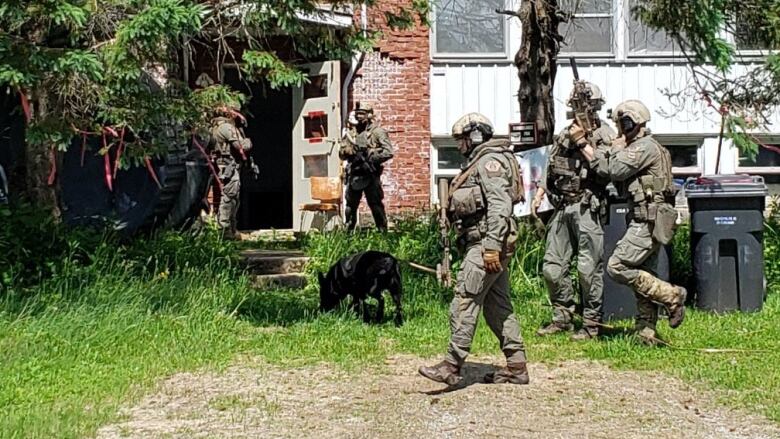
[509, 122, 539, 151]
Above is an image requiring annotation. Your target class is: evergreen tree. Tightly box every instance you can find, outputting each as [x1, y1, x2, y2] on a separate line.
[0, 0, 428, 210]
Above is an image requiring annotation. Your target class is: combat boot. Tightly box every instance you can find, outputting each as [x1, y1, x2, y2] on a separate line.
[485, 361, 529, 385]
[570, 326, 598, 341]
[418, 360, 461, 386]
[667, 287, 687, 329]
[536, 322, 573, 336]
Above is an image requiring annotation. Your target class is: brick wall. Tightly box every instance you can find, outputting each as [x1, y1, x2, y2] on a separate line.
[350, 1, 431, 214]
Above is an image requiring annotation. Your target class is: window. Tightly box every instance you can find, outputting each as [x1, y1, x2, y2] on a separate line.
[738, 145, 780, 168]
[437, 147, 466, 170]
[303, 112, 328, 141]
[304, 75, 328, 99]
[733, 11, 772, 52]
[433, 0, 507, 56]
[667, 144, 700, 175]
[431, 140, 464, 204]
[303, 154, 329, 178]
[737, 145, 780, 195]
[559, 0, 614, 54]
[627, 0, 678, 55]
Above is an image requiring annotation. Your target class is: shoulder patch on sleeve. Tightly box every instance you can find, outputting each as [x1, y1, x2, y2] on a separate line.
[483, 159, 503, 176]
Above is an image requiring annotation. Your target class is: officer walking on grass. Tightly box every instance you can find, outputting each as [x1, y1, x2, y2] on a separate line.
[419, 113, 529, 386]
[580, 100, 686, 346]
[533, 83, 616, 341]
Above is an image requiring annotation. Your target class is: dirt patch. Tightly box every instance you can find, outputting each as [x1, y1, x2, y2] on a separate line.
[97, 356, 780, 439]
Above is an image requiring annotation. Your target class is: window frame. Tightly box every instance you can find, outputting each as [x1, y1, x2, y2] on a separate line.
[656, 137, 704, 177]
[430, 138, 464, 205]
[735, 137, 780, 176]
[430, 0, 512, 60]
[624, 0, 683, 58]
[558, 0, 617, 58]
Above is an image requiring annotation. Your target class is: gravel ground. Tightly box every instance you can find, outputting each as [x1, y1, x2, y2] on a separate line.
[97, 355, 780, 439]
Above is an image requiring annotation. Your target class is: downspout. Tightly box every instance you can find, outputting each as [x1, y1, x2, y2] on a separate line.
[341, 4, 368, 123]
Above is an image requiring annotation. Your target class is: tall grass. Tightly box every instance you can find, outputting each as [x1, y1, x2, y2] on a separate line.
[1, 205, 780, 437]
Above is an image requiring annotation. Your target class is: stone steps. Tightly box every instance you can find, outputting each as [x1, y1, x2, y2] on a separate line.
[239, 249, 310, 289]
[250, 273, 308, 290]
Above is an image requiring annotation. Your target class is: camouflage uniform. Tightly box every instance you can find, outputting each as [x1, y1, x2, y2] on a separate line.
[420, 113, 528, 386]
[339, 105, 394, 231]
[540, 122, 615, 335]
[590, 100, 686, 342]
[210, 116, 252, 235]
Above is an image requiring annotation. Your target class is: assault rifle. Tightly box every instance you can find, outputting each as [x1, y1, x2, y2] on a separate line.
[436, 178, 453, 288]
[567, 57, 601, 142]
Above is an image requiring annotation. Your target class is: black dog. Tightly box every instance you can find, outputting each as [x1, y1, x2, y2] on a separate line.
[318, 251, 403, 326]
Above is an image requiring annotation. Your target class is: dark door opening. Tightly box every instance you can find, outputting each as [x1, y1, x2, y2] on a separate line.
[224, 70, 293, 229]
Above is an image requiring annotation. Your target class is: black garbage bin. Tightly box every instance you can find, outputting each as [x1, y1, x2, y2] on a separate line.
[602, 196, 672, 321]
[684, 174, 768, 312]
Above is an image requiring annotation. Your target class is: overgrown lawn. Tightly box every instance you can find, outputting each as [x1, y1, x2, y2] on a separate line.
[1, 214, 779, 438]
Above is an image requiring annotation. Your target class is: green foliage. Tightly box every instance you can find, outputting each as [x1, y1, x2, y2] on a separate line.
[3, 215, 780, 437]
[0, 0, 429, 179]
[0, 201, 238, 297]
[634, 0, 780, 157]
[764, 196, 780, 289]
[242, 51, 308, 88]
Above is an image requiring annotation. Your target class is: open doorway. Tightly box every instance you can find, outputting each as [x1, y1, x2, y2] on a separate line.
[224, 69, 293, 229]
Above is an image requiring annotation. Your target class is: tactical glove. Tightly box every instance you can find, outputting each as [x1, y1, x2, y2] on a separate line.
[568, 124, 588, 147]
[483, 249, 502, 273]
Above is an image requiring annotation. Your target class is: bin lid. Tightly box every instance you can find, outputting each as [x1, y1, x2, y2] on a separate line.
[684, 174, 769, 198]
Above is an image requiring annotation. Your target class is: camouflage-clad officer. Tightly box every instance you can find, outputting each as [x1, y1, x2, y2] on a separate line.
[210, 106, 253, 238]
[339, 102, 394, 231]
[582, 100, 686, 345]
[534, 83, 616, 340]
[419, 113, 529, 386]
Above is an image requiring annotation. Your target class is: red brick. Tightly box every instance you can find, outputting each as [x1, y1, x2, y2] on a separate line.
[350, 0, 431, 214]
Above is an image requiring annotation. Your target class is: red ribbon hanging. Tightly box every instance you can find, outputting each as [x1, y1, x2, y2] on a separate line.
[101, 131, 113, 192]
[113, 127, 125, 179]
[18, 89, 31, 123]
[144, 157, 162, 189]
[47, 148, 57, 186]
[192, 135, 223, 191]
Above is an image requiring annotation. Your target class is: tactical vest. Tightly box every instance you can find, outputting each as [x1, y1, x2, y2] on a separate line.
[548, 125, 611, 203]
[209, 117, 247, 159]
[348, 124, 385, 176]
[625, 135, 677, 243]
[446, 139, 523, 250]
[448, 139, 524, 208]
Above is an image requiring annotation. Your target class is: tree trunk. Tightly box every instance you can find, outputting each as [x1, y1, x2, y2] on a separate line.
[25, 92, 60, 217]
[515, 0, 563, 146]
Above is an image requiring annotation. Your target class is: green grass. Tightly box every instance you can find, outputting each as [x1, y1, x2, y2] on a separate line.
[1, 217, 780, 437]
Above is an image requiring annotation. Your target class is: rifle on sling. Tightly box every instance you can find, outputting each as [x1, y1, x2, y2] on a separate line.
[567, 57, 601, 142]
[436, 178, 453, 288]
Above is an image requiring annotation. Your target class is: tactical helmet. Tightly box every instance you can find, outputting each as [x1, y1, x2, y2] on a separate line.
[567, 82, 605, 109]
[355, 102, 374, 114]
[451, 112, 494, 143]
[615, 99, 651, 124]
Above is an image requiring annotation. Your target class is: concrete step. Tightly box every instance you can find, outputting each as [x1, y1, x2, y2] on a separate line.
[237, 229, 299, 243]
[240, 249, 310, 275]
[251, 273, 308, 290]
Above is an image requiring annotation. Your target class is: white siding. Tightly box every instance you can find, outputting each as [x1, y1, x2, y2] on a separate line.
[430, 61, 780, 177]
